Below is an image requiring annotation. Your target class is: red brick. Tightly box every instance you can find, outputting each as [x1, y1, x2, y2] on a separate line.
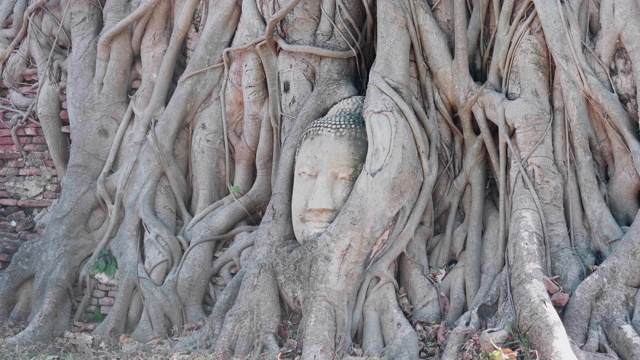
[6, 160, 25, 168]
[61, 101, 67, 109]
[18, 168, 41, 176]
[17, 199, 52, 207]
[61, 126, 70, 133]
[31, 136, 47, 144]
[0, 129, 12, 136]
[107, 291, 118, 297]
[0, 137, 30, 145]
[551, 292, 570, 308]
[96, 284, 117, 291]
[0, 199, 18, 206]
[20, 86, 37, 94]
[100, 306, 112, 315]
[92, 290, 106, 297]
[43, 191, 58, 199]
[60, 110, 69, 120]
[0, 144, 18, 151]
[0, 191, 9, 197]
[44, 160, 56, 167]
[23, 144, 49, 151]
[0, 152, 22, 159]
[0, 254, 12, 262]
[21, 127, 38, 136]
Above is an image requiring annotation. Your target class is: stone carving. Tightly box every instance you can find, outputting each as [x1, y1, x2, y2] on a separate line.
[291, 96, 367, 243]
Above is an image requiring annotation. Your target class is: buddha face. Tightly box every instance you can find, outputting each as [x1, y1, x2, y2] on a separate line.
[292, 134, 367, 243]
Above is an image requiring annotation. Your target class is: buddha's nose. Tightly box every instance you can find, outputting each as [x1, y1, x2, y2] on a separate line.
[306, 176, 335, 212]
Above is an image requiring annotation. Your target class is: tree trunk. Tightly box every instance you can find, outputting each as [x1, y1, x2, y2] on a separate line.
[2, 0, 640, 359]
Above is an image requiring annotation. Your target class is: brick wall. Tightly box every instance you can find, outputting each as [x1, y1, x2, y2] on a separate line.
[1, 77, 117, 330]
[0, 74, 68, 269]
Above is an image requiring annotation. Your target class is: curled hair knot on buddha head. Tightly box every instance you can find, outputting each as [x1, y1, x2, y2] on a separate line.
[296, 96, 367, 157]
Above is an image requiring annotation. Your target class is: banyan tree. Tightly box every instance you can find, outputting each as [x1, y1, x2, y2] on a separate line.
[1, 0, 640, 359]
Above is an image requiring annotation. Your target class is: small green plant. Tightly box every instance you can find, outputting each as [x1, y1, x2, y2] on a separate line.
[82, 311, 105, 323]
[90, 249, 118, 278]
[230, 185, 240, 193]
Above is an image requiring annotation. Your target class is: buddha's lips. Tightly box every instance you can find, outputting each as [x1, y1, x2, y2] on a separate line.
[303, 212, 335, 227]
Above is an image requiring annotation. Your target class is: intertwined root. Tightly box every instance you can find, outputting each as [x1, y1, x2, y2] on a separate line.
[564, 219, 640, 360]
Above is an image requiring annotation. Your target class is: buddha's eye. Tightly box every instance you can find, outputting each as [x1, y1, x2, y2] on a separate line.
[297, 170, 316, 179]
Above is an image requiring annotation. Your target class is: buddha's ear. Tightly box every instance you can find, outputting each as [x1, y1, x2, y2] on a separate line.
[364, 97, 396, 177]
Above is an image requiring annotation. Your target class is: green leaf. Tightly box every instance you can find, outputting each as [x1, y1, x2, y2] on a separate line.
[230, 185, 240, 193]
[105, 261, 117, 278]
[94, 311, 105, 322]
[99, 249, 110, 257]
[90, 258, 107, 275]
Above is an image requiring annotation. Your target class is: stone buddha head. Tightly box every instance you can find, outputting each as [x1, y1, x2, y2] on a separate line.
[292, 96, 367, 243]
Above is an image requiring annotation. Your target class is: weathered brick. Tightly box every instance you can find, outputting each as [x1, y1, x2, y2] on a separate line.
[6, 160, 25, 168]
[31, 136, 47, 144]
[98, 297, 115, 306]
[7, 210, 25, 219]
[0, 152, 22, 160]
[107, 291, 118, 297]
[0, 153, 21, 161]
[17, 199, 52, 207]
[0, 168, 19, 176]
[60, 110, 69, 121]
[20, 127, 38, 136]
[46, 184, 62, 192]
[0, 137, 28, 145]
[89, 298, 99, 306]
[0, 199, 18, 206]
[61, 101, 67, 109]
[0, 144, 18, 151]
[20, 233, 39, 241]
[20, 86, 37, 94]
[0, 254, 12, 262]
[61, 126, 70, 133]
[0, 239, 23, 254]
[43, 159, 56, 167]
[0, 129, 12, 136]
[26, 152, 48, 160]
[15, 218, 35, 232]
[23, 144, 49, 151]
[43, 191, 58, 199]
[18, 168, 41, 176]
[100, 306, 112, 315]
[96, 284, 116, 291]
[92, 290, 106, 298]
[84, 305, 98, 313]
